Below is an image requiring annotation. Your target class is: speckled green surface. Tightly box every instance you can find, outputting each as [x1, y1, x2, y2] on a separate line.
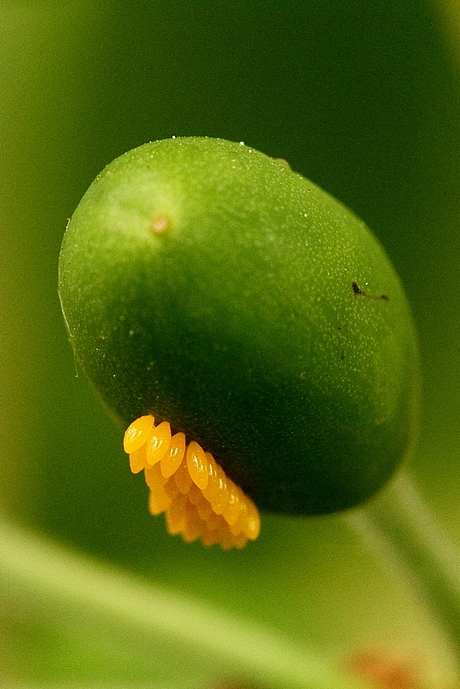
[59, 137, 420, 515]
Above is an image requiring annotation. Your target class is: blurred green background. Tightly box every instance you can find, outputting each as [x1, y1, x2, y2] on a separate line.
[1, 0, 460, 684]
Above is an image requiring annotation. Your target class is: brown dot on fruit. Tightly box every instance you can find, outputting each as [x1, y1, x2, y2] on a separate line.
[352, 282, 389, 301]
[150, 213, 170, 234]
[274, 157, 290, 169]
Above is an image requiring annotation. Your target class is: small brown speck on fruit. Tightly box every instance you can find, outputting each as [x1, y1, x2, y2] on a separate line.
[150, 213, 170, 234]
[352, 281, 390, 302]
[274, 157, 291, 169]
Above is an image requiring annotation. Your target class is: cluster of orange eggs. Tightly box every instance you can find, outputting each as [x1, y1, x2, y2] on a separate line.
[123, 415, 261, 549]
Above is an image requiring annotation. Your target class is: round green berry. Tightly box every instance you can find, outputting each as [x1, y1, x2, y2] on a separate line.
[58, 137, 420, 515]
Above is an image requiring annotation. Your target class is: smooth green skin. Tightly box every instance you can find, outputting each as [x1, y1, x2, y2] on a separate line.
[59, 137, 420, 515]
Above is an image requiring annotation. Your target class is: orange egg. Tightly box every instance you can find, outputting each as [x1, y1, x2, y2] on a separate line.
[123, 414, 261, 549]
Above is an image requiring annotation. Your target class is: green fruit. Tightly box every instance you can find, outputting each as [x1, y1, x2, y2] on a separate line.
[58, 137, 420, 515]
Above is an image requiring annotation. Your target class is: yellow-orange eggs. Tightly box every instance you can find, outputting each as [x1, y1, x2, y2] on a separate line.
[123, 415, 261, 549]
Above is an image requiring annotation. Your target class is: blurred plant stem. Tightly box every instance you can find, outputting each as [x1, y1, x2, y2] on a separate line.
[349, 470, 460, 655]
[0, 517, 369, 689]
[436, 0, 460, 70]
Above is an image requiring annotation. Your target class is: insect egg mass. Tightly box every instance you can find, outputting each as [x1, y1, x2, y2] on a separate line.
[58, 137, 420, 547]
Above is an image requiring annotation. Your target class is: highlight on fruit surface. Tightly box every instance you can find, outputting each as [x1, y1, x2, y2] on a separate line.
[123, 414, 260, 548]
[58, 136, 421, 537]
